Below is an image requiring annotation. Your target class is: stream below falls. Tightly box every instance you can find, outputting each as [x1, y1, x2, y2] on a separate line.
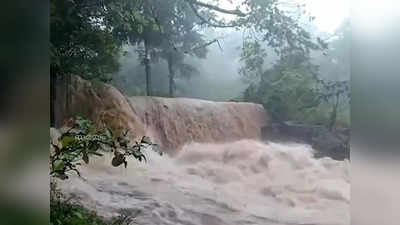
[58, 140, 349, 225]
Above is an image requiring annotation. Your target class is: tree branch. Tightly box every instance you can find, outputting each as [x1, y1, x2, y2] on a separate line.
[184, 0, 247, 17]
[185, 38, 222, 53]
[188, 3, 239, 28]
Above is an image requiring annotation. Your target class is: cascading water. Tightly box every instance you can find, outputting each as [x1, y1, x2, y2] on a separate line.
[57, 77, 349, 225]
[58, 140, 349, 225]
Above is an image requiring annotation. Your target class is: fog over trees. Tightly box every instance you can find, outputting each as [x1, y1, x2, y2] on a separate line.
[50, 1, 351, 224]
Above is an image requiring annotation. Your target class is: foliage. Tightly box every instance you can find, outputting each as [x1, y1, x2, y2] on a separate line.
[51, 0, 328, 97]
[315, 79, 350, 129]
[243, 50, 320, 121]
[50, 117, 160, 180]
[50, 0, 163, 81]
[240, 0, 325, 55]
[239, 41, 267, 82]
[111, 0, 326, 97]
[239, 11, 350, 129]
[134, 0, 210, 96]
[235, 0, 330, 122]
[312, 20, 351, 128]
[51, 200, 109, 225]
[51, 0, 120, 81]
[50, 181, 136, 225]
[243, 46, 350, 128]
[187, 0, 326, 54]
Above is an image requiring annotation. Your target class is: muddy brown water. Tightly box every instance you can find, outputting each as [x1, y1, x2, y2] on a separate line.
[58, 140, 349, 225]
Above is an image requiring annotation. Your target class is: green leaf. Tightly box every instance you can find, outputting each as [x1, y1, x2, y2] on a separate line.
[61, 135, 75, 148]
[75, 118, 90, 131]
[73, 212, 83, 219]
[54, 160, 66, 171]
[87, 125, 96, 134]
[57, 141, 63, 150]
[105, 128, 113, 139]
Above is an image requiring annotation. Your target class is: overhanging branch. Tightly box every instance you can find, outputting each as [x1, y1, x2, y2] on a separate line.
[185, 38, 223, 54]
[184, 0, 247, 17]
[188, 2, 239, 28]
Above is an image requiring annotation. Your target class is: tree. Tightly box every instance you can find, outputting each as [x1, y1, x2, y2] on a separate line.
[239, 41, 267, 83]
[316, 19, 350, 81]
[157, 0, 326, 97]
[50, 0, 152, 125]
[240, 15, 350, 128]
[50, 0, 123, 82]
[51, 0, 118, 126]
[158, 2, 209, 96]
[101, 0, 164, 96]
[315, 79, 350, 130]
[313, 19, 350, 129]
[127, 0, 209, 97]
[184, 0, 325, 53]
[186, 0, 327, 100]
[243, 49, 321, 122]
[50, 0, 328, 119]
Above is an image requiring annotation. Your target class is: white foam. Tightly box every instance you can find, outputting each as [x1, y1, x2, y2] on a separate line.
[59, 140, 350, 225]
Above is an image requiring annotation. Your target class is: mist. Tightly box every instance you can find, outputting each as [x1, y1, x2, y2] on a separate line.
[113, 29, 253, 101]
[48, 1, 354, 225]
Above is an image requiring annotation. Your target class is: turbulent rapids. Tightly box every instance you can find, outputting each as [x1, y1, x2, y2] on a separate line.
[56, 77, 349, 225]
[58, 141, 349, 225]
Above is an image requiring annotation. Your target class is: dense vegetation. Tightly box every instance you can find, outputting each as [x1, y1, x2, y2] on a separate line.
[50, 0, 337, 125]
[51, 179, 137, 225]
[50, 117, 159, 179]
[240, 20, 350, 128]
[50, 0, 350, 223]
[49, 0, 350, 165]
[50, 117, 158, 224]
[51, 194, 110, 225]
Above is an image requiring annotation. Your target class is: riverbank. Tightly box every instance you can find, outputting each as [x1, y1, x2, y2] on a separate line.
[262, 121, 350, 160]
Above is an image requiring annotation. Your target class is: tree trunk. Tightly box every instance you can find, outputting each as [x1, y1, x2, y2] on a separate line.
[50, 70, 56, 127]
[328, 94, 339, 131]
[144, 39, 152, 96]
[167, 54, 175, 97]
[65, 74, 71, 116]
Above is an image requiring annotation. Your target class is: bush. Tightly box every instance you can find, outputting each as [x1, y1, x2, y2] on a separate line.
[50, 117, 160, 224]
[51, 180, 137, 225]
[50, 117, 161, 179]
[51, 200, 108, 225]
[50, 180, 107, 225]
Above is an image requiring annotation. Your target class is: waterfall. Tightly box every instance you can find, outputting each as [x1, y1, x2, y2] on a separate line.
[56, 76, 349, 225]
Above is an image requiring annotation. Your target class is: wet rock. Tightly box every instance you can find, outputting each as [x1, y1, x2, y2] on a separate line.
[55, 75, 270, 155]
[262, 121, 350, 160]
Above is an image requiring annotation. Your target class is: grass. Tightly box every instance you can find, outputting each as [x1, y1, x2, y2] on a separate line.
[50, 180, 136, 225]
[50, 200, 109, 225]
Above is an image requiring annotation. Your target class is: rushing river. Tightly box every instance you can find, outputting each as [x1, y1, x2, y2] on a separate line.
[59, 140, 349, 225]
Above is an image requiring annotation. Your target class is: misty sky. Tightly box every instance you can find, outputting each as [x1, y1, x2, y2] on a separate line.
[217, 0, 349, 33]
[116, 0, 350, 101]
[302, 0, 349, 33]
